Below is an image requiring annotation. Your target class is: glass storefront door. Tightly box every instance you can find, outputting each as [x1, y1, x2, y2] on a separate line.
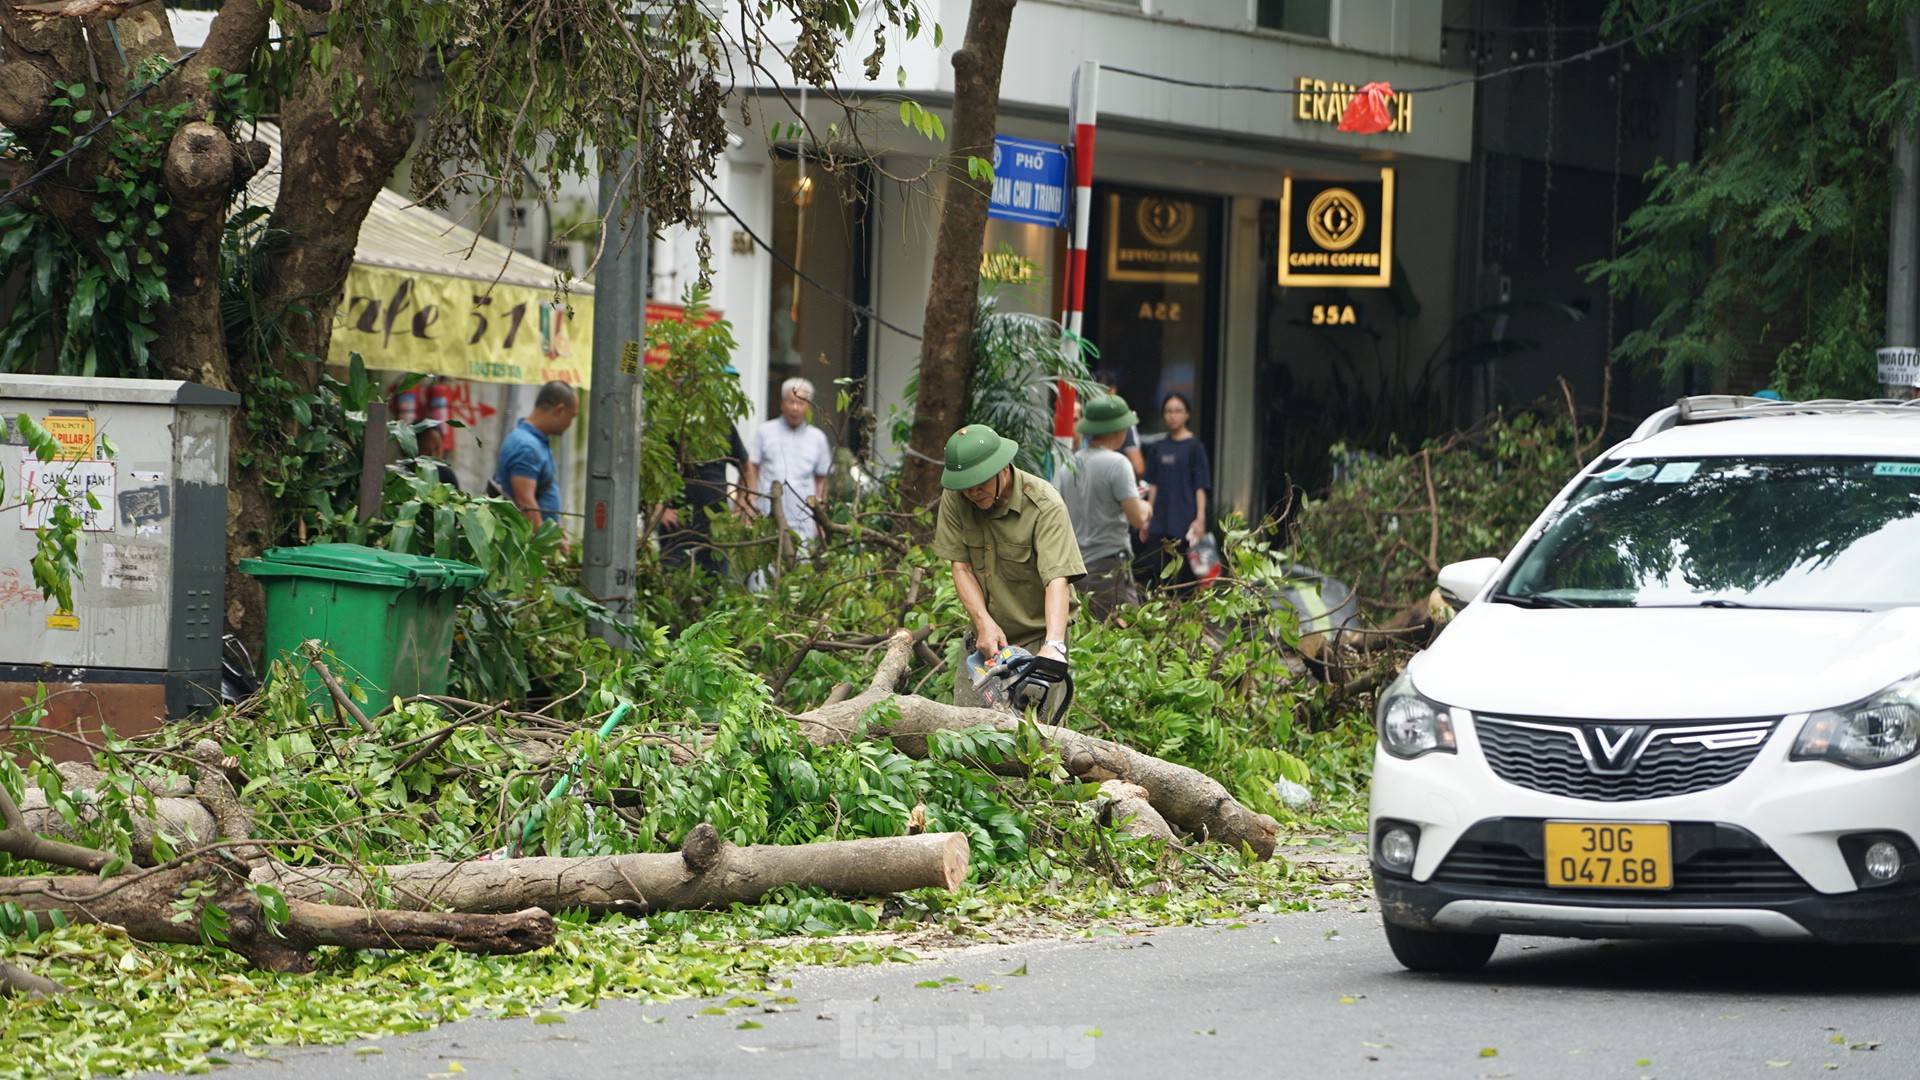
[1085, 185, 1222, 440]
[767, 156, 870, 446]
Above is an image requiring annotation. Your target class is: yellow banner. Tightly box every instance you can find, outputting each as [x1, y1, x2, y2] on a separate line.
[328, 264, 596, 388]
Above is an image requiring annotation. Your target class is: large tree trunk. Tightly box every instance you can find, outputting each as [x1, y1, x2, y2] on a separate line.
[0, 861, 554, 973]
[898, 0, 1020, 507]
[798, 632, 1280, 860]
[218, 9, 420, 652]
[253, 823, 972, 914]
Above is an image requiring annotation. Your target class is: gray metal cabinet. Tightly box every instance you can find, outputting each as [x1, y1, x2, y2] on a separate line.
[0, 375, 239, 732]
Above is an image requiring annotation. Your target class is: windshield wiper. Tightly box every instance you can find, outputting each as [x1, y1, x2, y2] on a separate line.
[1692, 599, 1871, 612]
[1489, 591, 1587, 609]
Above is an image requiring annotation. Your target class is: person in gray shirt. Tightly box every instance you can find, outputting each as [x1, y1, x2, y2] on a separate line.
[1056, 394, 1151, 620]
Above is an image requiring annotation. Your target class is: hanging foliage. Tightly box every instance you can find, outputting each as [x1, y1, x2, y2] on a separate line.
[1588, 0, 1920, 397]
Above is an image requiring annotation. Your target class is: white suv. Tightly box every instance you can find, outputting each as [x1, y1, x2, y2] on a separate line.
[1370, 396, 1920, 972]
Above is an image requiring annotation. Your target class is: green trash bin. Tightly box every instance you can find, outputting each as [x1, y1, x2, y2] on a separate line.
[239, 543, 488, 710]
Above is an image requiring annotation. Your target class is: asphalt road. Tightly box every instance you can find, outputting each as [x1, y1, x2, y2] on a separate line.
[197, 906, 1920, 1080]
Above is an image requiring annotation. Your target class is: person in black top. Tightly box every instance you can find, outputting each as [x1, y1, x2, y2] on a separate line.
[660, 425, 750, 575]
[412, 422, 462, 490]
[1134, 392, 1212, 590]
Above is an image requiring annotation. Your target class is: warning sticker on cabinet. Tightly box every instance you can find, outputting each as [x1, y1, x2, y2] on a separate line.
[18, 460, 115, 531]
[102, 543, 162, 591]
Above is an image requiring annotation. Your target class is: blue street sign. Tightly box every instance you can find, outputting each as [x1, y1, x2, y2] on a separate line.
[987, 135, 1069, 229]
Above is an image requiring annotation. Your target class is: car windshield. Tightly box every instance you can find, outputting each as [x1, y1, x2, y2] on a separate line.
[1499, 456, 1920, 610]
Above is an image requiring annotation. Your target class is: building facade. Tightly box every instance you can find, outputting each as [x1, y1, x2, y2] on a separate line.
[471, 1, 1696, 525]
[646, 0, 1474, 523]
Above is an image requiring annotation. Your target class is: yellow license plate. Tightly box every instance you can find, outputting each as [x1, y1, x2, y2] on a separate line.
[1543, 821, 1672, 889]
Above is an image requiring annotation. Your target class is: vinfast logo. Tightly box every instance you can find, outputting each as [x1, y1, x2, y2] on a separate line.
[1581, 725, 1648, 774]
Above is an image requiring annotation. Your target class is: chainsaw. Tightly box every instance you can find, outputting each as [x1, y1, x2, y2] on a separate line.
[965, 640, 1074, 726]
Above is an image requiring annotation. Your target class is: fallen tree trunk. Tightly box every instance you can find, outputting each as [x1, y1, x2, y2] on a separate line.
[0, 860, 555, 973]
[0, 770, 552, 975]
[797, 631, 1279, 860]
[253, 824, 971, 915]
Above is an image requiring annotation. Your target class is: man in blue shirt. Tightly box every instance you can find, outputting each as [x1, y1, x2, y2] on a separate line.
[493, 381, 578, 533]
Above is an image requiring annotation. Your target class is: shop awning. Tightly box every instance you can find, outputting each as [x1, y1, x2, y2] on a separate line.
[238, 122, 597, 388]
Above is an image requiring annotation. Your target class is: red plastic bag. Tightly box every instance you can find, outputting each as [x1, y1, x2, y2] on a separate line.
[1337, 82, 1395, 134]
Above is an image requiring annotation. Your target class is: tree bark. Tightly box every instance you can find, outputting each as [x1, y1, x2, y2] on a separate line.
[18, 788, 217, 863]
[798, 632, 1280, 860]
[0, 959, 69, 998]
[1096, 780, 1174, 843]
[217, 8, 420, 653]
[899, 0, 1020, 507]
[252, 824, 972, 915]
[0, 861, 554, 973]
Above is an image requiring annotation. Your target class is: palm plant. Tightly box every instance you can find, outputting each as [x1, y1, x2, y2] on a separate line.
[965, 290, 1105, 474]
[893, 281, 1103, 475]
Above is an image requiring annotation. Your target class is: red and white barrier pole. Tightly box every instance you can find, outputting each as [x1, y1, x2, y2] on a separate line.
[1055, 59, 1100, 438]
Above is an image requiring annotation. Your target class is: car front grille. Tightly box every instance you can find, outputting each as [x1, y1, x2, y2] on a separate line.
[1431, 839, 1812, 896]
[1475, 715, 1779, 801]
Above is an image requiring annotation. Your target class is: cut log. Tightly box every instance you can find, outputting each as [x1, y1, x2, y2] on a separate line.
[798, 631, 1279, 860]
[0, 959, 69, 998]
[0, 861, 556, 973]
[1096, 780, 1174, 843]
[19, 740, 252, 866]
[252, 825, 972, 915]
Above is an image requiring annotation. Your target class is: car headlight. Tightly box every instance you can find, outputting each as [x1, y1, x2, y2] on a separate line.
[1377, 673, 1457, 759]
[1792, 678, 1920, 769]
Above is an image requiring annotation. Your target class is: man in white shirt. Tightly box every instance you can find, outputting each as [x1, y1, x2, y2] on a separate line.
[745, 377, 833, 539]
[1056, 394, 1151, 620]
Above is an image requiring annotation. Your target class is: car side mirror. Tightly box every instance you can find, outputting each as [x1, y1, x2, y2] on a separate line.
[1436, 557, 1503, 611]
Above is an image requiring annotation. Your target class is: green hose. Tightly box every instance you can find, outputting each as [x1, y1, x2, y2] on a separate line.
[514, 701, 633, 854]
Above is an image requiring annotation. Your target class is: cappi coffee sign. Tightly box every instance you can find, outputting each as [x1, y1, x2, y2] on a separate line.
[1279, 169, 1395, 288]
[1106, 193, 1203, 284]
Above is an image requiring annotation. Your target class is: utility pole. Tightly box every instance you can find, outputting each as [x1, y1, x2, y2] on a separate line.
[582, 154, 646, 645]
[1882, 13, 1920, 397]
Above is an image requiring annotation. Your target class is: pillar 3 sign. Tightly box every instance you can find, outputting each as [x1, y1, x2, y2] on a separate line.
[1279, 169, 1394, 289]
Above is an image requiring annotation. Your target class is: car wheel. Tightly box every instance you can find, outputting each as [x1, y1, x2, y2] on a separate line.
[1382, 915, 1499, 973]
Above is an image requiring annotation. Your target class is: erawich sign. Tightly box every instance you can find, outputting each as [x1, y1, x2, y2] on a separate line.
[1279, 169, 1395, 289]
[330, 264, 595, 388]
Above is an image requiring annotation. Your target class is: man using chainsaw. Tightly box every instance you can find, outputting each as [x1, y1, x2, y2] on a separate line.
[932, 424, 1084, 712]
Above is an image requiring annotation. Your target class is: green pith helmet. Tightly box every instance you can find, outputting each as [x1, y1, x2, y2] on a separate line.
[1077, 393, 1137, 436]
[941, 425, 1020, 489]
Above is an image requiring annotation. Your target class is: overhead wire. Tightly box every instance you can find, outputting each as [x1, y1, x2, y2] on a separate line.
[694, 172, 924, 342]
[1101, 0, 1722, 97]
[0, 46, 204, 209]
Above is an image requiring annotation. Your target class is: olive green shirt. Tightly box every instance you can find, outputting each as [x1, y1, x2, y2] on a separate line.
[933, 468, 1086, 647]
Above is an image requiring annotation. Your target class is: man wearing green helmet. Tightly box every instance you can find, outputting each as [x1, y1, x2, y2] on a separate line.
[1056, 394, 1151, 620]
[933, 424, 1085, 707]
